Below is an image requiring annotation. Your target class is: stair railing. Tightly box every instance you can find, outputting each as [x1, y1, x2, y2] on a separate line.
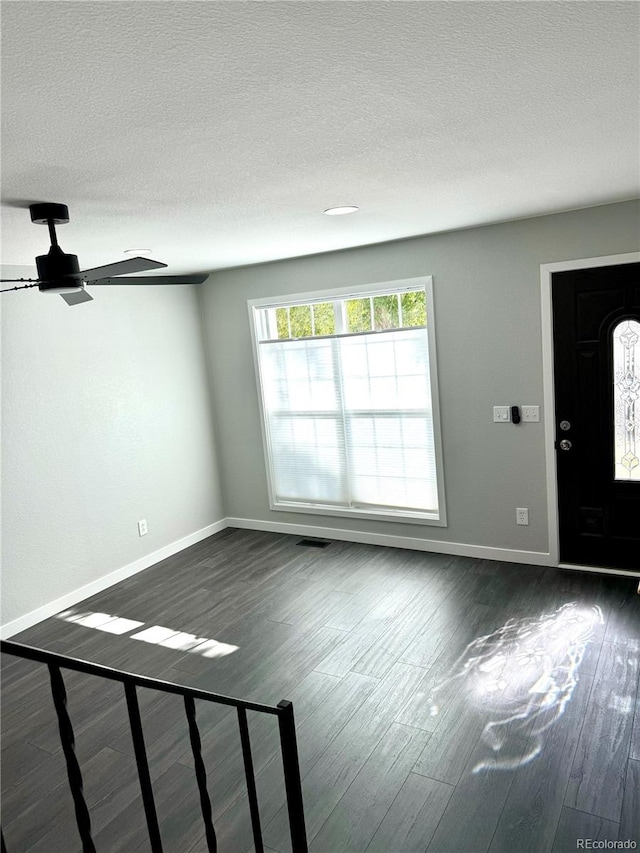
[0, 640, 308, 853]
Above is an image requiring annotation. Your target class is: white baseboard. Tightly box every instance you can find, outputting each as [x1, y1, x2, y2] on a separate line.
[229, 517, 640, 580]
[0, 519, 227, 639]
[225, 516, 554, 567]
[558, 563, 640, 580]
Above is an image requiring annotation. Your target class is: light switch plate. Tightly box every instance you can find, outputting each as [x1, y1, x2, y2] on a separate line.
[493, 406, 510, 422]
[522, 406, 540, 422]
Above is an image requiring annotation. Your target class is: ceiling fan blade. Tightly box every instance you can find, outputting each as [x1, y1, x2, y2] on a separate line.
[1, 282, 40, 292]
[61, 289, 94, 306]
[89, 274, 209, 286]
[74, 257, 167, 281]
[0, 278, 39, 282]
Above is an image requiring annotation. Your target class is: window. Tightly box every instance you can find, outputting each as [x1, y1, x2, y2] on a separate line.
[248, 277, 446, 524]
[613, 319, 640, 481]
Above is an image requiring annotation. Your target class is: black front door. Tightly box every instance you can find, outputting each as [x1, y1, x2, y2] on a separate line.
[552, 262, 640, 570]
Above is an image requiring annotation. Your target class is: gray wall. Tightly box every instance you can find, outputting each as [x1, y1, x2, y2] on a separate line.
[1, 283, 224, 627]
[201, 200, 640, 555]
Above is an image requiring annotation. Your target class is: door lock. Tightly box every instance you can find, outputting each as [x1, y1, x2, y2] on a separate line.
[559, 420, 571, 431]
[559, 439, 572, 451]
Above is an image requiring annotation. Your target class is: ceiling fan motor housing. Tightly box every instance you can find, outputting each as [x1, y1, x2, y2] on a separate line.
[36, 247, 81, 291]
[29, 203, 82, 291]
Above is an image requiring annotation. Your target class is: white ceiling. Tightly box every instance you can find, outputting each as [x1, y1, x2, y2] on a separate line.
[1, 1, 639, 277]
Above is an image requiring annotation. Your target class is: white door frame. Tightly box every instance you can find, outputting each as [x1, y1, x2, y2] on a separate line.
[540, 251, 640, 578]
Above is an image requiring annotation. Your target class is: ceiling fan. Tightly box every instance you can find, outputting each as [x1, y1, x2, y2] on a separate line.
[0, 203, 208, 305]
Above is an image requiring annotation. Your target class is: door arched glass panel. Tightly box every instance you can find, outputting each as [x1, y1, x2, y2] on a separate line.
[613, 318, 640, 481]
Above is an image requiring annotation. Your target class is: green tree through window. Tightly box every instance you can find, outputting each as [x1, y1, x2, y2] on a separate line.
[272, 290, 426, 339]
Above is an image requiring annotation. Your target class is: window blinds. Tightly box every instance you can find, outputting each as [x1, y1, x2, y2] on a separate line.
[258, 327, 438, 516]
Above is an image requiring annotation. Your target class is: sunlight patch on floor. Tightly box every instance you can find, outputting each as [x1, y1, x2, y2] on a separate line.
[425, 602, 605, 773]
[56, 610, 143, 634]
[55, 609, 239, 658]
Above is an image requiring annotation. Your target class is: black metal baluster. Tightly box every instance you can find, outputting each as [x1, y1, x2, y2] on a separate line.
[236, 707, 264, 853]
[47, 664, 96, 853]
[184, 696, 217, 853]
[277, 700, 308, 853]
[124, 682, 163, 853]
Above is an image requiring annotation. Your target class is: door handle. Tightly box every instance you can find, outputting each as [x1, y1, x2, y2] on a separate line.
[559, 439, 572, 451]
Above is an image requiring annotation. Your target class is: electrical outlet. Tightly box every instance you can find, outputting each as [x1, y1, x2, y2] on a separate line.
[522, 406, 540, 422]
[516, 507, 529, 526]
[493, 406, 510, 423]
[137, 519, 148, 537]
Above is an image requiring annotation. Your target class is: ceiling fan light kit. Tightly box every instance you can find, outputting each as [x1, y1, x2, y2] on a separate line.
[0, 203, 208, 305]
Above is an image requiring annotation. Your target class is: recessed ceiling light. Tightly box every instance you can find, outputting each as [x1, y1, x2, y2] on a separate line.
[323, 206, 359, 216]
[123, 248, 152, 255]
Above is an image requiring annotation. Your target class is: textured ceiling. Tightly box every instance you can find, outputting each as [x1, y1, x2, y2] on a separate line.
[1, 1, 639, 276]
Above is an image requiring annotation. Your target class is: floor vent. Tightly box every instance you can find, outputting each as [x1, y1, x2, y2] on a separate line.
[296, 538, 331, 548]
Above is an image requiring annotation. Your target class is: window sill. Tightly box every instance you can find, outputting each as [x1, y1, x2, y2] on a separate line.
[270, 500, 447, 527]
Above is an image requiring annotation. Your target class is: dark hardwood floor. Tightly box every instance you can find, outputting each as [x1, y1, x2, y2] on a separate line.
[2, 528, 639, 852]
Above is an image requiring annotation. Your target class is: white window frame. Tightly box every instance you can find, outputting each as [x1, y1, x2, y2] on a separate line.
[248, 276, 447, 526]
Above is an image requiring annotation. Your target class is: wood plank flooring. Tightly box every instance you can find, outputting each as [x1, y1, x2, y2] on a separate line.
[2, 528, 639, 852]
